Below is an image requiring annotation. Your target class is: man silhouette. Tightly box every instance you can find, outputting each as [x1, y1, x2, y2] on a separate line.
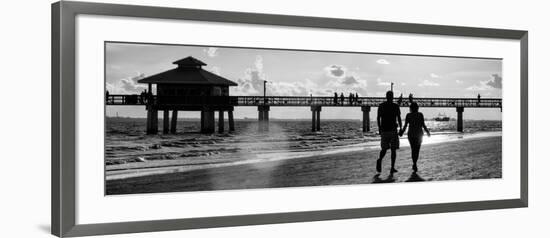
[376, 91, 402, 174]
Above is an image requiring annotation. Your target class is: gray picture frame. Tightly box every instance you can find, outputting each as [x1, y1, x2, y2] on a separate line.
[51, 1, 528, 237]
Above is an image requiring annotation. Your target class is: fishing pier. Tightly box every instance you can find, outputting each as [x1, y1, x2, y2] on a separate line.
[106, 95, 501, 133]
[106, 56, 502, 134]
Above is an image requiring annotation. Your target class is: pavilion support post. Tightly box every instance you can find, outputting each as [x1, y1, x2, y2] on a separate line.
[228, 110, 235, 131]
[146, 108, 153, 134]
[150, 109, 158, 134]
[200, 110, 205, 132]
[201, 108, 215, 133]
[207, 110, 215, 133]
[362, 106, 371, 132]
[456, 107, 464, 132]
[170, 110, 178, 134]
[218, 110, 225, 133]
[163, 110, 170, 134]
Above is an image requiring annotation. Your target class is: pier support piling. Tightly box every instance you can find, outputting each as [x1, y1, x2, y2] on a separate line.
[170, 110, 178, 134]
[316, 109, 321, 131]
[258, 109, 264, 121]
[311, 110, 316, 132]
[228, 110, 235, 131]
[362, 106, 371, 132]
[258, 106, 270, 131]
[456, 107, 464, 132]
[311, 106, 322, 131]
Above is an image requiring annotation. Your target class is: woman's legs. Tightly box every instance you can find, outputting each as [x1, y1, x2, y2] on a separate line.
[408, 136, 423, 172]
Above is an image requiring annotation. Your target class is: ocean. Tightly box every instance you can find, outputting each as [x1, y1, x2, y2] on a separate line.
[105, 118, 501, 180]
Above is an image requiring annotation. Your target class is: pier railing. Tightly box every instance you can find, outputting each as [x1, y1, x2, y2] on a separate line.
[106, 94, 502, 108]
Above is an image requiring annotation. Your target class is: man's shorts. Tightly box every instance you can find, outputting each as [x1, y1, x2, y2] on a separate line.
[380, 131, 399, 150]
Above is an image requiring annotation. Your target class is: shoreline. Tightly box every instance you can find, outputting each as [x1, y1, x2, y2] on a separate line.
[107, 134, 501, 194]
[106, 131, 501, 181]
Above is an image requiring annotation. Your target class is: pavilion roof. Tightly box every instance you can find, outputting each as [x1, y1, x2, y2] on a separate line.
[137, 56, 237, 86]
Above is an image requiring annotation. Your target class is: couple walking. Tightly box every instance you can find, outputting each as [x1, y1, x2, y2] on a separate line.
[376, 91, 431, 174]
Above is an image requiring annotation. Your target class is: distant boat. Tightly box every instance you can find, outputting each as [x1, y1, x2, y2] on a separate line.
[434, 113, 450, 121]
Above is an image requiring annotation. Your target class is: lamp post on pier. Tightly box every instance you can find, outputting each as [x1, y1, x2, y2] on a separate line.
[264, 80, 267, 98]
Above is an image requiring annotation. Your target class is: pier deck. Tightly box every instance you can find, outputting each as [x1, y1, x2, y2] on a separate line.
[106, 95, 502, 134]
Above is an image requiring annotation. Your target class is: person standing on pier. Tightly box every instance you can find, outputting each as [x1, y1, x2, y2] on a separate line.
[477, 93, 481, 105]
[340, 92, 345, 105]
[400, 102, 430, 173]
[349, 92, 353, 105]
[376, 91, 402, 174]
[355, 92, 359, 104]
[397, 93, 403, 106]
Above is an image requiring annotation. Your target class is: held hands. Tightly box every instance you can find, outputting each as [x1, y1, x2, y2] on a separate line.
[399, 129, 404, 137]
[426, 131, 431, 137]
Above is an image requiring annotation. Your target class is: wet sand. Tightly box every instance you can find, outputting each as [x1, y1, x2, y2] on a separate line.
[106, 136, 501, 195]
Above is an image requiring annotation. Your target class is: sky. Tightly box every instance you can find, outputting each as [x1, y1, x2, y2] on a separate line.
[105, 42, 502, 120]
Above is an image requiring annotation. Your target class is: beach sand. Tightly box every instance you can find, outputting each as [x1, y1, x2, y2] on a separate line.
[106, 136, 501, 195]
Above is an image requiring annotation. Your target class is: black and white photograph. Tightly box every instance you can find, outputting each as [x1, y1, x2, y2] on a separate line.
[105, 42, 503, 195]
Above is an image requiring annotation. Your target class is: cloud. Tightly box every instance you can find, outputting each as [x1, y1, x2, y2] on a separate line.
[342, 76, 359, 85]
[486, 74, 502, 89]
[377, 78, 391, 86]
[232, 59, 369, 96]
[324, 65, 346, 78]
[466, 74, 502, 91]
[231, 69, 264, 96]
[456, 80, 463, 84]
[418, 79, 440, 87]
[231, 69, 315, 96]
[209, 66, 221, 75]
[326, 74, 368, 96]
[255, 55, 264, 72]
[231, 55, 267, 95]
[203, 47, 219, 57]
[106, 72, 147, 94]
[430, 73, 440, 78]
[466, 84, 491, 91]
[376, 59, 390, 65]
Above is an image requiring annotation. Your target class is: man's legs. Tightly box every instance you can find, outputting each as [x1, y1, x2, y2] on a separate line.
[376, 149, 387, 173]
[390, 148, 398, 173]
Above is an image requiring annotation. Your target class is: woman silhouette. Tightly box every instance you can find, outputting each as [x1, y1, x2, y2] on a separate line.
[400, 102, 430, 172]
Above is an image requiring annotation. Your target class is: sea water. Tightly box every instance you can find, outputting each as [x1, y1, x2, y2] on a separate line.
[105, 118, 501, 180]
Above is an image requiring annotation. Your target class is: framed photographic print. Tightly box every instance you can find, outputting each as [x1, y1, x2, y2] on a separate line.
[52, 1, 528, 237]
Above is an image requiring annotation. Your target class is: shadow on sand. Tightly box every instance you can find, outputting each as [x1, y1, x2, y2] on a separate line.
[406, 172, 425, 182]
[372, 174, 396, 183]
